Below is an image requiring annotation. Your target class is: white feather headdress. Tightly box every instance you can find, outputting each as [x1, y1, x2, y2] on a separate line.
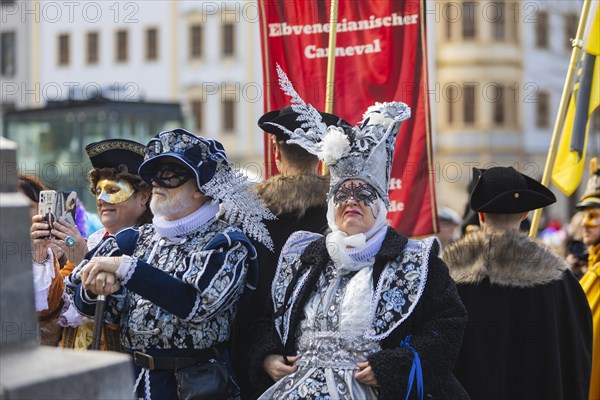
[273, 64, 411, 205]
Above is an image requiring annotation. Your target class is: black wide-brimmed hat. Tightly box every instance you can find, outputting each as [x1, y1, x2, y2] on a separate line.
[258, 106, 350, 141]
[470, 167, 556, 213]
[85, 139, 146, 173]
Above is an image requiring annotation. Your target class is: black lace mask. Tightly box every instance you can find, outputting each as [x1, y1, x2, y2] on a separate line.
[333, 181, 378, 207]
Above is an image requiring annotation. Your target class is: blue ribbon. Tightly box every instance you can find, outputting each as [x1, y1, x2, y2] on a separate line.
[400, 335, 424, 400]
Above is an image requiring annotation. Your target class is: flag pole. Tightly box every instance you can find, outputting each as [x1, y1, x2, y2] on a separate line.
[325, 0, 339, 114]
[321, 0, 339, 176]
[529, 0, 593, 238]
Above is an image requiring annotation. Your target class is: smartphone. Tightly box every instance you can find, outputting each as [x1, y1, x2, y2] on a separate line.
[38, 190, 77, 238]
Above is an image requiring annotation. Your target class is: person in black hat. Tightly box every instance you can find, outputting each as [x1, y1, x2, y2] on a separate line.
[69, 129, 274, 399]
[442, 166, 592, 399]
[576, 157, 600, 400]
[231, 106, 350, 399]
[58, 138, 152, 351]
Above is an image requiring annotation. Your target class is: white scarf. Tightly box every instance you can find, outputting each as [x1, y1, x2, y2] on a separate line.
[325, 197, 389, 275]
[153, 201, 219, 239]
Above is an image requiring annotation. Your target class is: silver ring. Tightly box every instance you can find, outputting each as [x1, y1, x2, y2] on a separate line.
[65, 236, 75, 247]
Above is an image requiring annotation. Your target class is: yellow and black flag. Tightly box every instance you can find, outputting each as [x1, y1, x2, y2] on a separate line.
[552, 6, 600, 195]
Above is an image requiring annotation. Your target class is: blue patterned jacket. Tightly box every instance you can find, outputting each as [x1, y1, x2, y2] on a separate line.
[70, 218, 257, 354]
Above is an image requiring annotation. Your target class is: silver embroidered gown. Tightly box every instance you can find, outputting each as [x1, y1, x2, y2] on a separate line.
[259, 261, 380, 400]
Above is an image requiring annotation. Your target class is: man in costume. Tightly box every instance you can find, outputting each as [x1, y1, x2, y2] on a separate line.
[443, 166, 592, 399]
[69, 129, 274, 399]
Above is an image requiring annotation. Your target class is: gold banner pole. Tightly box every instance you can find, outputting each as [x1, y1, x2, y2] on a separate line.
[325, 0, 339, 113]
[529, 0, 593, 238]
[322, 0, 339, 176]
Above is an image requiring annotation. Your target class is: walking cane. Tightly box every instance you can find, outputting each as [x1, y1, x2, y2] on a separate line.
[86, 236, 118, 351]
[91, 294, 106, 350]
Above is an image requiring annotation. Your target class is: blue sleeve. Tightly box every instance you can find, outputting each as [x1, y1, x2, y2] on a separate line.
[122, 237, 251, 321]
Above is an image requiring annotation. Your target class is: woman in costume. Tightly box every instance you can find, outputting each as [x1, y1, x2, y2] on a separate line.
[31, 138, 152, 350]
[248, 66, 468, 399]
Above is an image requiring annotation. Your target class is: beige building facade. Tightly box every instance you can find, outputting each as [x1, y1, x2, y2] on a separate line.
[430, 0, 590, 222]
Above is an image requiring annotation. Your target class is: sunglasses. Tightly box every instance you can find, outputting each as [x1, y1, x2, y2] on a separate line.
[151, 164, 194, 188]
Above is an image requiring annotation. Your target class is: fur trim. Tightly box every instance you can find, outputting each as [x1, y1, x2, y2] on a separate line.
[253, 175, 329, 217]
[443, 231, 567, 287]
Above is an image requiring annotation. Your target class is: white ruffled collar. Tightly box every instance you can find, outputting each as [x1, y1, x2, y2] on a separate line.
[325, 198, 389, 274]
[152, 202, 220, 239]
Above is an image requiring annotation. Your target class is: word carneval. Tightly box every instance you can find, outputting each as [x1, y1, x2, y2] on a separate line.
[268, 13, 419, 60]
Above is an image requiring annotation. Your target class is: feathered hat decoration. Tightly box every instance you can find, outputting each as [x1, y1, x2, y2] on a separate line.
[267, 64, 411, 205]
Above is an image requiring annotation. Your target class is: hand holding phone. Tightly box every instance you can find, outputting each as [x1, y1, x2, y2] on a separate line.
[38, 190, 77, 239]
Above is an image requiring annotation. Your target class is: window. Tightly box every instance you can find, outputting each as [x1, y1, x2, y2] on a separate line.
[222, 23, 235, 57]
[536, 11, 549, 49]
[508, 85, 518, 128]
[190, 25, 202, 58]
[462, 2, 477, 39]
[463, 84, 476, 125]
[564, 13, 579, 52]
[58, 34, 70, 66]
[536, 91, 551, 128]
[447, 85, 457, 124]
[146, 28, 158, 61]
[190, 100, 203, 131]
[86, 32, 99, 64]
[509, 2, 519, 44]
[443, 3, 454, 40]
[492, 85, 505, 125]
[116, 30, 128, 62]
[492, 1, 506, 41]
[1, 32, 15, 76]
[222, 98, 235, 132]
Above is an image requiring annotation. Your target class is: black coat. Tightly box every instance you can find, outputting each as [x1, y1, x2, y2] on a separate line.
[443, 232, 593, 400]
[248, 228, 469, 399]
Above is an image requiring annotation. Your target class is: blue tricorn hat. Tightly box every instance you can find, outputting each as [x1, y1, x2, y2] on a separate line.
[470, 167, 556, 213]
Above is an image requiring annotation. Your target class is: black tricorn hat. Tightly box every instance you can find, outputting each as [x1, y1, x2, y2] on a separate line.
[85, 139, 146, 174]
[470, 167, 556, 213]
[258, 106, 350, 140]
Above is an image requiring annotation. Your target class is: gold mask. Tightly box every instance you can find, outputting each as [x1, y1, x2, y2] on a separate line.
[96, 179, 135, 204]
[582, 207, 600, 228]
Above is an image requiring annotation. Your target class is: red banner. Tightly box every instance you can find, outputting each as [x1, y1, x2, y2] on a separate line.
[258, 0, 437, 237]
